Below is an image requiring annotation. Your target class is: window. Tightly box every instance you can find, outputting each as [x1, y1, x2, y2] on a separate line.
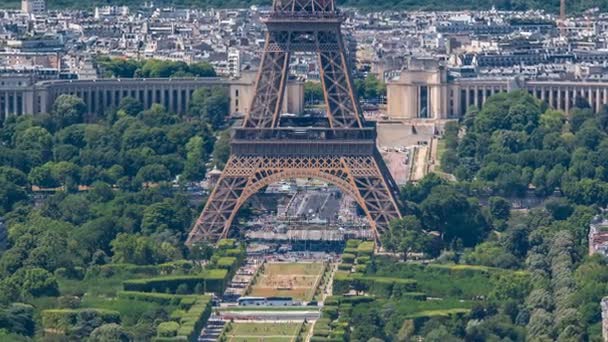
[419, 85, 429, 118]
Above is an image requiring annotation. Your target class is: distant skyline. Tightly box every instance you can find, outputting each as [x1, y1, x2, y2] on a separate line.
[0, 0, 594, 14]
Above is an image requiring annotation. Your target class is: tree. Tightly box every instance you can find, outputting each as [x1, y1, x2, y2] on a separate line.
[188, 62, 216, 77]
[463, 105, 479, 129]
[544, 198, 573, 220]
[382, 216, 435, 260]
[135, 164, 171, 184]
[0, 180, 27, 215]
[49, 161, 81, 191]
[0, 303, 35, 337]
[182, 136, 206, 181]
[489, 196, 511, 221]
[212, 130, 231, 169]
[97, 57, 141, 78]
[304, 81, 324, 104]
[189, 87, 230, 129]
[15, 126, 53, 163]
[110, 233, 177, 265]
[569, 108, 593, 132]
[28, 163, 59, 188]
[420, 185, 490, 247]
[89, 323, 132, 342]
[540, 109, 566, 132]
[118, 97, 143, 117]
[355, 74, 386, 101]
[0, 167, 28, 186]
[13, 267, 59, 298]
[52, 95, 86, 127]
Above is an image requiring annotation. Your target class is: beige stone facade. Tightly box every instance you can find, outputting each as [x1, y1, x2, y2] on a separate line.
[387, 61, 608, 120]
[0, 74, 304, 121]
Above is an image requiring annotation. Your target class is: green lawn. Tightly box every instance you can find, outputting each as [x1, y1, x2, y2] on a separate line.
[58, 267, 158, 297]
[79, 296, 178, 326]
[249, 262, 326, 301]
[435, 138, 446, 171]
[385, 298, 475, 317]
[371, 259, 518, 299]
[224, 322, 303, 341]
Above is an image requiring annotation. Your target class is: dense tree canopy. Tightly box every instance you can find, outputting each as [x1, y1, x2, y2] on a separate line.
[97, 57, 216, 78]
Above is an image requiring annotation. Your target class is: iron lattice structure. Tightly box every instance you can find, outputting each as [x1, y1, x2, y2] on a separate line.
[186, 0, 401, 245]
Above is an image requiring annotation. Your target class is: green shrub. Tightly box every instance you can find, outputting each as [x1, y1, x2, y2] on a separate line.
[117, 291, 186, 305]
[217, 239, 236, 249]
[332, 271, 351, 295]
[337, 263, 352, 271]
[179, 297, 197, 309]
[42, 309, 120, 334]
[158, 260, 194, 275]
[324, 297, 339, 306]
[54, 267, 85, 280]
[322, 306, 339, 320]
[170, 309, 186, 320]
[340, 296, 374, 305]
[341, 254, 356, 264]
[356, 241, 375, 256]
[343, 247, 358, 255]
[215, 257, 238, 272]
[222, 248, 244, 258]
[122, 270, 229, 294]
[86, 264, 159, 279]
[345, 240, 362, 248]
[356, 256, 370, 264]
[354, 265, 367, 273]
[157, 321, 180, 337]
[153, 296, 212, 342]
[310, 337, 329, 342]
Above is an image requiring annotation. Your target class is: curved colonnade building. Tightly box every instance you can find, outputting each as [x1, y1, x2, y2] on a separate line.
[0, 73, 304, 122]
[387, 60, 608, 120]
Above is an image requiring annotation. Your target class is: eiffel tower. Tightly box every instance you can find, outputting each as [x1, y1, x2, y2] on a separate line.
[186, 0, 401, 246]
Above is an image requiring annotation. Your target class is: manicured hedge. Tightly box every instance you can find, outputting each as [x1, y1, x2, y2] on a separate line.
[178, 297, 213, 342]
[332, 271, 351, 294]
[117, 291, 189, 305]
[179, 297, 197, 309]
[332, 272, 417, 297]
[345, 239, 362, 248]
[217, 239, 236, 249]
[341, 253, 356, 264]
[42, 309, 120, 334]
[86, 263, 159, 279]
[354, 265, 367, 273]
[343, 247, 358, 255]
[313, 318, 332, 337]
[153, 296, 212, 342]
[158, 260, 195, 275]
[356, 241, 375, 256]
[216, 257, 238, 272]
[322, 306, 339, 320]
[356, 256, 370, 264]
[337, 263, 352, 271]
[404, 308, 470, 320]
[123, 270, 228, 294]
[157, 321, 180, 337]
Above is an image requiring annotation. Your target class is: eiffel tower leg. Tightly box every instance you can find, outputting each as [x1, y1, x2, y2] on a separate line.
[244, 31, 290, 128]
[186, 156, 260, 245]
[342, 155, 402, 241]
[316, 30, 363, 128]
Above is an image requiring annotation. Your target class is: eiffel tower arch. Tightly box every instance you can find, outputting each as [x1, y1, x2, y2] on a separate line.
[186, 0, 402, 246]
